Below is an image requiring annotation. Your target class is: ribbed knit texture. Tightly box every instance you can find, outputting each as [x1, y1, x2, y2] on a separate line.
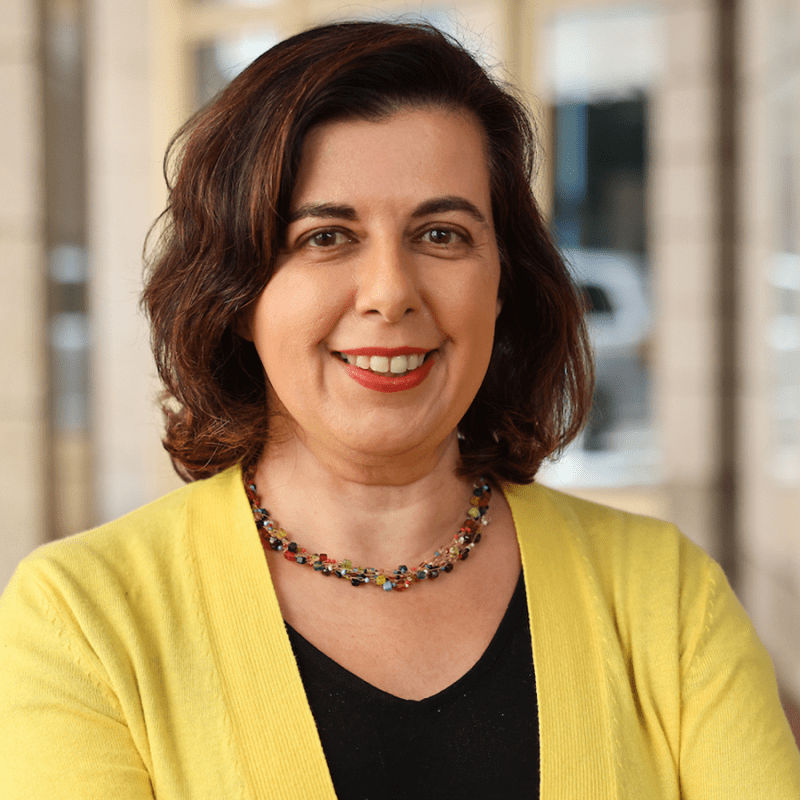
[1, 466, 799, 798]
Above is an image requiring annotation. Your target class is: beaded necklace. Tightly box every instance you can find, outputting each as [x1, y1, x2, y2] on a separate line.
[244, 475, 491, 592]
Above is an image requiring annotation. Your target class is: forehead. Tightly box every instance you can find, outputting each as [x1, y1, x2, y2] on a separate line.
[291, 108, 493, 212]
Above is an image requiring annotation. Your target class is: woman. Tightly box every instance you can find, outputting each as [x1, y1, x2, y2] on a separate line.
[1, 20, 799, 799]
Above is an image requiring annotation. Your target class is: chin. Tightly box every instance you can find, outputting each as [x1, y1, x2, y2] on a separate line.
[335, 423, 458, 464]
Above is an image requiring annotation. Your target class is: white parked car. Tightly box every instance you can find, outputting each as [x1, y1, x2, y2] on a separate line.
[563, 248, 652, 451]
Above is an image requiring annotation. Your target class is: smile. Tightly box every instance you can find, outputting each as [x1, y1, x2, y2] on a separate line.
[333, 348, 437, 393]
[335, 351, 431, 377]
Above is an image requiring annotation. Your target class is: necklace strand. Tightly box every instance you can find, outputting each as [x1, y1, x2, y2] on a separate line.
[245, 475, 491, 592]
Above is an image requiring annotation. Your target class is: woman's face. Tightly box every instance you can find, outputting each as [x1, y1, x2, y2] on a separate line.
[246, 107, 501, 469]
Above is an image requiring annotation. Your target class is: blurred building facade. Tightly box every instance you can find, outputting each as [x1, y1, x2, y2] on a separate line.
[3, 0, 799, 709]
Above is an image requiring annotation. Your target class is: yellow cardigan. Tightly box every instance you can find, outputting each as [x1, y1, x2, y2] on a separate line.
[1, 466, 799, 798]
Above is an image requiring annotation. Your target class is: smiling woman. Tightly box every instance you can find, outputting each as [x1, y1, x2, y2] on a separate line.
[243, 109, 501, 480]
[1, 19, 799, 800]
[142, 22, 590, 488]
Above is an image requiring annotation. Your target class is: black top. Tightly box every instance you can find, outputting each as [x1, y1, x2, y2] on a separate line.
[286, 571, 540, 799]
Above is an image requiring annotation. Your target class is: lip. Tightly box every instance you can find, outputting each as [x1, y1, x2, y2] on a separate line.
[343, 353, 436, 393]
[337, 346, 431, 357]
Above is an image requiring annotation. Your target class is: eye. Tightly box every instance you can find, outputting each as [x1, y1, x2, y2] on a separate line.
[416, 226, 474, 252]
[305, 229, 352, 248]
[421, 227, 461, 246]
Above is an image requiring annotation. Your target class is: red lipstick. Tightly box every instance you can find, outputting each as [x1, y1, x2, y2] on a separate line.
[338, 346, 429, 357]
[343, 353, 435, 393]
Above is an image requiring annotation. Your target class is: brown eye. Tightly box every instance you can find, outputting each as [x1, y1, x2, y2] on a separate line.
[424, 228, 456, 245]
[308, 230, 350, 248]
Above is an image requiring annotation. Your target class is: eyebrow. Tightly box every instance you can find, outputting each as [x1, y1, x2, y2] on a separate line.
[287, 195, 488, 225]
[287, 203, 358, 224]
[411, 196, 487, 224]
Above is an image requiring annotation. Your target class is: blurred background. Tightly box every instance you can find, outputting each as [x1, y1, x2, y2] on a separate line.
[2, 0, 799, 731]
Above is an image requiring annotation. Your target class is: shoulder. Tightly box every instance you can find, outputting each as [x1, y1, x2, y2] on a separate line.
[504, 481, 701, 563]
[504, 481, 716, 620]
[0, 465, 253, 697]
[19, 478, 194, 579]
[4, 466, 244, 611]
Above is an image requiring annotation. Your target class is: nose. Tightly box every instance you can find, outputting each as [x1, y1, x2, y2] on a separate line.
[354, 239, 421, 322]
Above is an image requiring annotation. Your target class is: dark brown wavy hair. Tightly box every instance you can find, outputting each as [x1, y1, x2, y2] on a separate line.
[142, 20, 593, 485]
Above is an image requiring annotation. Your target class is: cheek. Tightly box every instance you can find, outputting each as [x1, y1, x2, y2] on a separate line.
[255, 271, 342, 351]
[436, 265, 500, 332]
[469, 269, 502, 360]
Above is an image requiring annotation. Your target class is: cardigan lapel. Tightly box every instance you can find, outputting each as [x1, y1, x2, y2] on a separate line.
[188, 466, 338, 799]
[186, 470, 616, 798]
[506, 483, 617, 799]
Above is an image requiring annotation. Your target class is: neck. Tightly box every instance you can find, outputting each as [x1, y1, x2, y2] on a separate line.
[252, 428, 476, 568]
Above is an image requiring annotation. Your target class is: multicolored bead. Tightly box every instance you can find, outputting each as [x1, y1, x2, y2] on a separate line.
[245, 476, 491, 593]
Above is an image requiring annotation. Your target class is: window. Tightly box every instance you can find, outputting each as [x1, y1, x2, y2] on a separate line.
[539, 6, 660, 487]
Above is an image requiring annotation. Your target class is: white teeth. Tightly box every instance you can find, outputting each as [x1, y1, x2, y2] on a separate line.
[339, 351, 428, 374]
[390, 355, 408, 373]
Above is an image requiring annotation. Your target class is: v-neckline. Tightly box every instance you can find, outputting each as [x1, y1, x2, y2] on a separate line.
[190, 467, 616, 798]
[284, 569, 526, 705]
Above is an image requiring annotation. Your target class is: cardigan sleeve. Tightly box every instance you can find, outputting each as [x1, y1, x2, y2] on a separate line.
[0, 560, 156, 800]
[678, 555, 800, 798]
